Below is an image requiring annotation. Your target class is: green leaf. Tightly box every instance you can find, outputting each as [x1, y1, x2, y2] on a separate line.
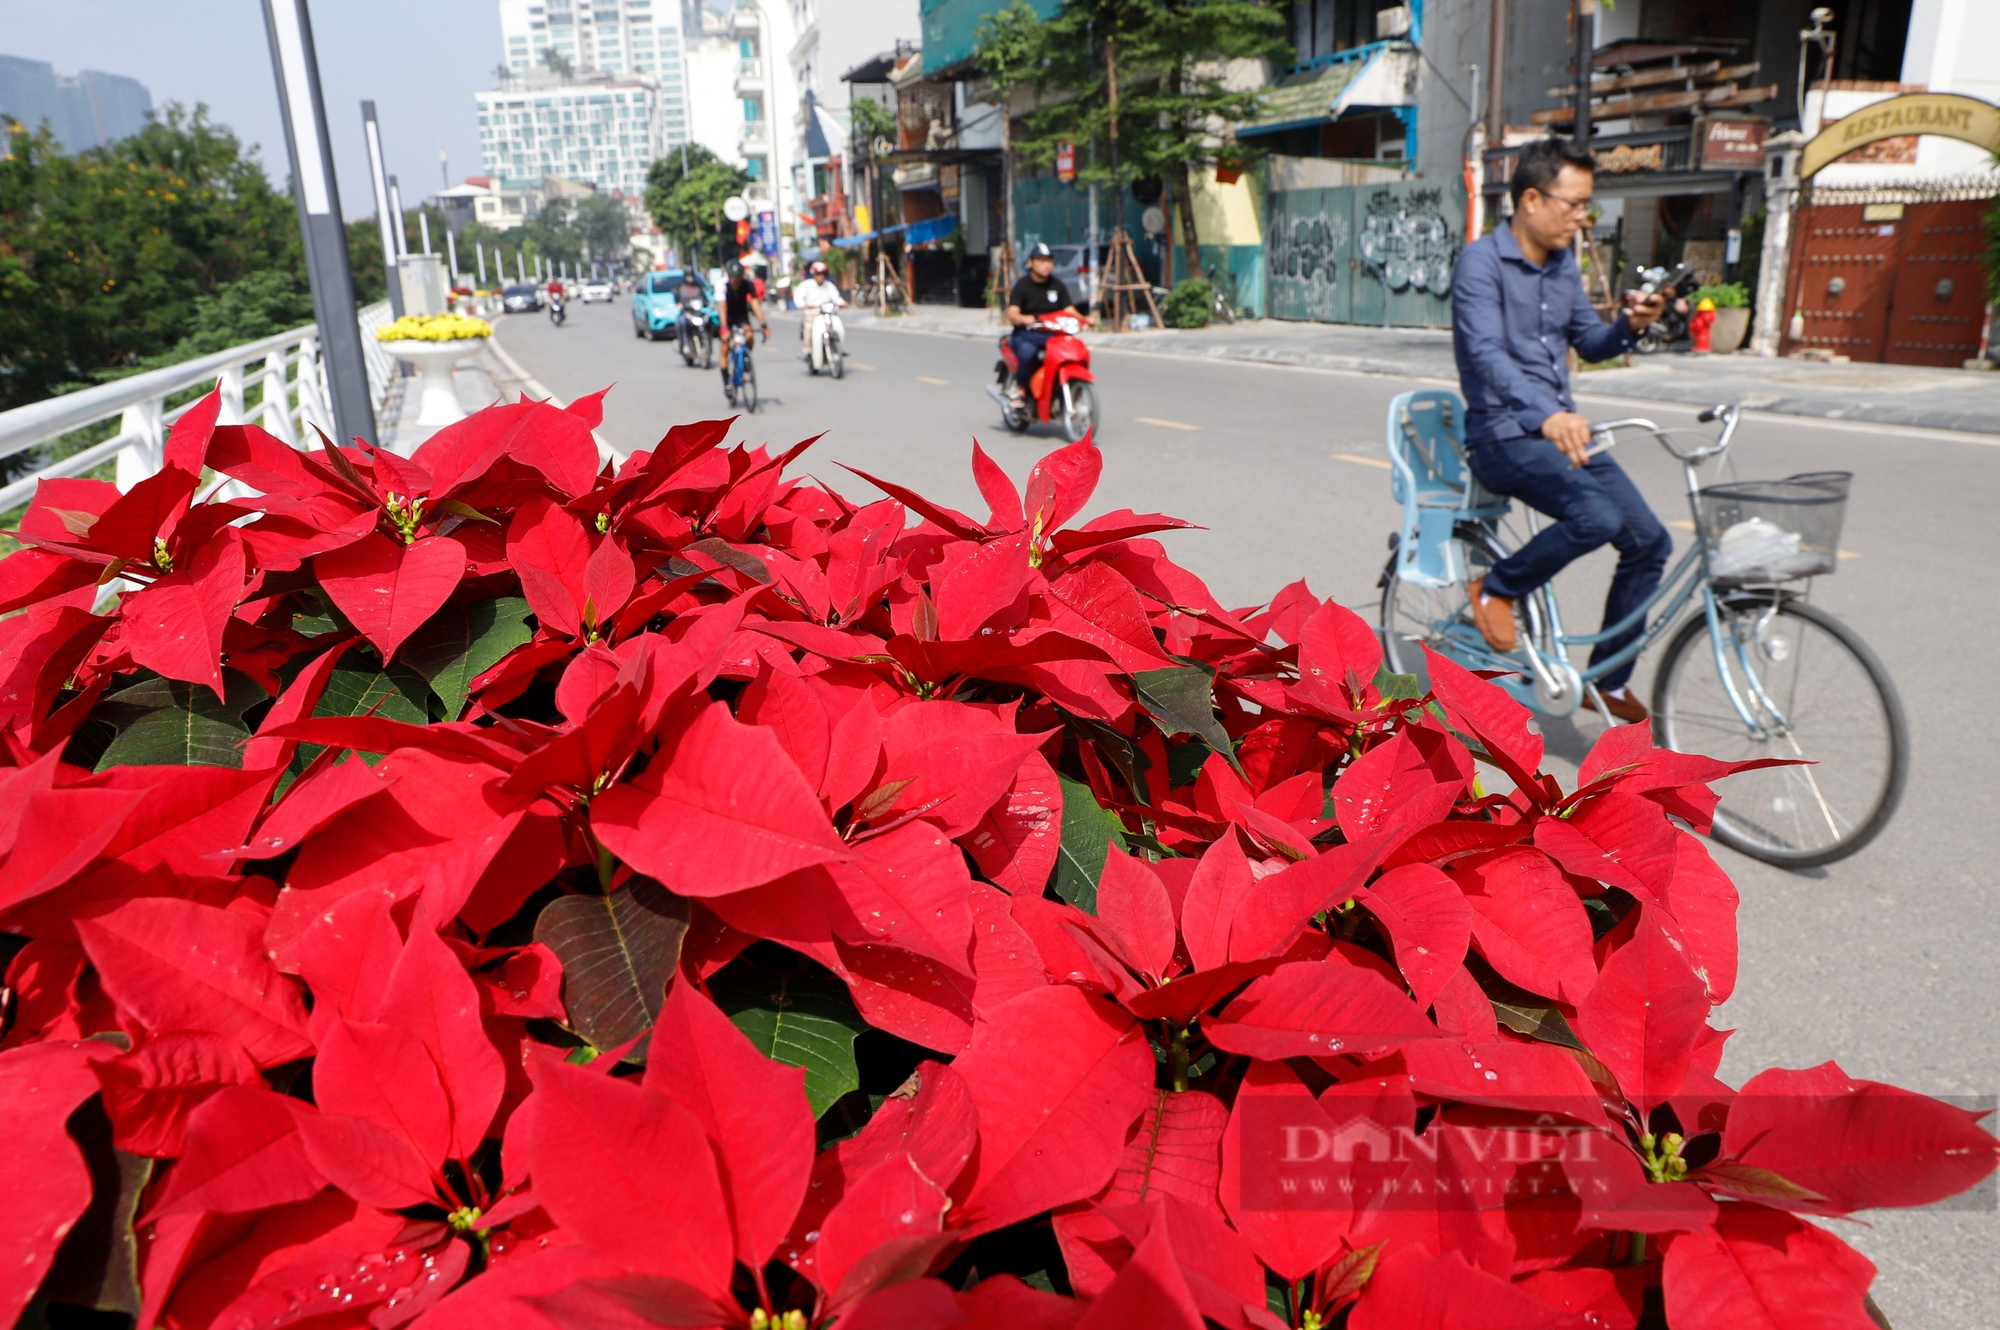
[86, 672, 267, 770]
[1371, 662, 1427, 703]
[1469, 957, 1588, 1053]
[1131, 665, 1237, 767]
[314, 659, 436, 725]
[532, 878, 691, 1064]
[36, 1100, 150, 1315]
[708, 964, 867, 1117]
[1050, 774, 1126, 914]
[401, 597, 534, 720]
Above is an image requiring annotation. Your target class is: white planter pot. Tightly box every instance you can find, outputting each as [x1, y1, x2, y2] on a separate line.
[378, 338, 486, 428]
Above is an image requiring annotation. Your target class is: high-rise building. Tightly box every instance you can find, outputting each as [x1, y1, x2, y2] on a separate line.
[496, 0, 689, 147]
[476, 72, 663, 196]
[0, 55, 151, 153]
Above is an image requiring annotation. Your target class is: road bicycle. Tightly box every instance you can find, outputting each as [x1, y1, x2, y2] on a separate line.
[1377, 390, 1907, 867]
[723, 325, 760, 412]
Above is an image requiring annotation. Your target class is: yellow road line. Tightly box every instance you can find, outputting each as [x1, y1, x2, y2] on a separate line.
[852, 362, 875, 370]
[1137, 416, 1199, 431]
[917, 375, 950, 385]
[1332, 452, 1392, 470]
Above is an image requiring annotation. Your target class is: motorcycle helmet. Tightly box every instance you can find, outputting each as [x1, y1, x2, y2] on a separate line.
[725, 260, 745, 280]
[809, 261, 828, 278]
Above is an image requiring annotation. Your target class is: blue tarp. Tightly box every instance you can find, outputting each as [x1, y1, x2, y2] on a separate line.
[830, 214, 960, 249]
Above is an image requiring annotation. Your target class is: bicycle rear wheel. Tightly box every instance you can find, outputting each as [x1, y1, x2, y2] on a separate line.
[1378, 527, 1504, 676]
[1651, 596, 1907, 867]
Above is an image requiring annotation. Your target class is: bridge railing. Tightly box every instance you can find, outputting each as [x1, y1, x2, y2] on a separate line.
[0, 300, 396, 516]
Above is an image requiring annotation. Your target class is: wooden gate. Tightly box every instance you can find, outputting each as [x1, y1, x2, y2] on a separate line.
[1783, 190, 1993, 366]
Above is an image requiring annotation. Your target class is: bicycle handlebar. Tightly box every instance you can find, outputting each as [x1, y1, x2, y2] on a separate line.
[1585, 403, 1740, 464]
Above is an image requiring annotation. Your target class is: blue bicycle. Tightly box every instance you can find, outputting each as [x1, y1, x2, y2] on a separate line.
[1377, 390, 1907, 867]
[723, 325, 760, 412]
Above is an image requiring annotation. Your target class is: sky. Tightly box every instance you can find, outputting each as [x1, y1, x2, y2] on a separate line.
[1, 0, 498, 220]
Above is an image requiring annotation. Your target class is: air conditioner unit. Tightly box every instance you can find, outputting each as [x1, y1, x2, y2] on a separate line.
[1375, 5, 1411, 39]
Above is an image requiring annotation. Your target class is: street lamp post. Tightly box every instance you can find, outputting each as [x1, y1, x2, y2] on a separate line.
[361, 101, 404, 318]
[261, 0, 377, 446]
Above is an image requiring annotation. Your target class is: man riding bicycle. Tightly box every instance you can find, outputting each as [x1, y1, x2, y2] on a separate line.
[1004, 242, 1092, 408]
[1452, 137, 1667, 723]
[719, 260, 769, 390]
[792, 260, 846, 360]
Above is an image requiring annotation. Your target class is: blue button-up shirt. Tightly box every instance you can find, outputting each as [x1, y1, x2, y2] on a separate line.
[1451, 223, 1637, 448]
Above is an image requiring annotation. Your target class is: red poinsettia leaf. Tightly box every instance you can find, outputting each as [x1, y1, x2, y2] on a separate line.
[1073, 1218, 1206, 1330]
[0, 784, 148, 915]
[1349, 1246, 1568, 1329]
[1662, 1205, 1879, 1330]
[122, 527, 247, 698]
[1219, 1060, 1351, 1282]
[312, 1014, 453, 1167]
[1400, 1040, 1606, 1123]
[525, 1057, 735, 1297]
[381, 920, 508, 1160]
[641, 978, 814, 1269]
[1095, 852, 1178, 983]
[970, 441, 1025, 531]
[1103, 1088, 1230, 1218]
[316, 533, 467, 663]
[953, 985, 1155, 1235]
[1724, 1063, 2000, 1213]
[1206, 958, 1438, 1061]
[75, 896, 313, 1068]
[957, 1273, 1086, 1329]
[1461, 849, 1598, 1006]
[1122, 959, 1280, 1026]
[1356, 862, 1473, 1010]
[291, 1103, 441, 1210]
[1573, 907, 1712, 1108]
[1421, 646, 1544, 796]
[1178, 833, 1251, 973]
[1023, 439, 1101, 536]
[95, 1030, 265, 1157]
[1294, 600, 1383, 712]
[965, 748, 1062, 894]
[145, 1086, 326, 1220]
[0, 1043, 111, 1327]
[811, 1152, 951, 1300]
[592, 701, 849, 897]
[1559, 1132, 1717, 1233]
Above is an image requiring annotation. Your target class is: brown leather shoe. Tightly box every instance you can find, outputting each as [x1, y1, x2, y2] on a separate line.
[1468, 578, 1518, 653]
[1583, 687, 1649, 724]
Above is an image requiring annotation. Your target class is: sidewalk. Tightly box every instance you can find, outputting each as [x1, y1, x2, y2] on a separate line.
[853, 305, 2000, 436]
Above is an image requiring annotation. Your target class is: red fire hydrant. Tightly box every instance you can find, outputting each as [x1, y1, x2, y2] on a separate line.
[1689, 297, 1717, 355]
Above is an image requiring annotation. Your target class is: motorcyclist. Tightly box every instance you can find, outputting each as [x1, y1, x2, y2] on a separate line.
[676, 269, 710, 354]
[1004, 242, 1092, 407]
[719, 260, 769, 389]
[792, 260, 847, 362]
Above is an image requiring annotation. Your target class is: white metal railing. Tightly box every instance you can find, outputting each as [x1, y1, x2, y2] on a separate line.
[0, 301, 394, 515]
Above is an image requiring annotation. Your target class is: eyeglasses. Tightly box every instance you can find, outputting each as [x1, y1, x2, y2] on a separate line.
[1531, 188, 1594, 215]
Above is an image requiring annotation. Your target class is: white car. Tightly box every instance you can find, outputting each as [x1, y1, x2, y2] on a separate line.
[577, 279, 615, 303]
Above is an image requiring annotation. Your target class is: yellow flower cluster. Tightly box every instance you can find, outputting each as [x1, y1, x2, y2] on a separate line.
[375, 313, 492, 342]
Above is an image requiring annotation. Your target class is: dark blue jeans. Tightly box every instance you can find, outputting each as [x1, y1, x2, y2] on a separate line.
[1466, 435, 1673, 691]
[1009, 328, 1050, 389]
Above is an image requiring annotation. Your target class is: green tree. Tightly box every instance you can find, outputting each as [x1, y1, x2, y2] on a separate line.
[573, 193, 634, 265]
[0, 103, 304, 412]
[525, 197, 585, 269]
[983, 0, 1288, 282]
[975, 1, 1044, 255]
[644, 145, 751, 269]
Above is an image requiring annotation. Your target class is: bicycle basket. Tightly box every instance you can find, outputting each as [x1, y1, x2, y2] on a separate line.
[1696, 471, 1850, 585]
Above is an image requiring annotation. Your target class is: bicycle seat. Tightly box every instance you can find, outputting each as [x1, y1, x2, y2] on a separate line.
[1384, 390, 1508, 589]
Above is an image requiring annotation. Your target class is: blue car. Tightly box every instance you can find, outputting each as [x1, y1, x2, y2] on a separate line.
[631, 270, 717, 355]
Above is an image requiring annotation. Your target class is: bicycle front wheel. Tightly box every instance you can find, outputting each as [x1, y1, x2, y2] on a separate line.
[1652, 597, 1908, 867]
[740, 359, 758, 413]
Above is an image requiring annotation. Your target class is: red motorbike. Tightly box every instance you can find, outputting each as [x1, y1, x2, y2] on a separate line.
[988, 314, 1098, 443]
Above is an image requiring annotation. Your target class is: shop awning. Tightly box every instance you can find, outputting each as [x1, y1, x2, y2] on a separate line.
[1235, 44, 1417, 137]
[830, 214, 961, 249]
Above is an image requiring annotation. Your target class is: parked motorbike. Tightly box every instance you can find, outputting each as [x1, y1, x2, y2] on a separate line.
[805, 303, 845, 378]
[987, 315, 1098, 444]
[548, 293, 567, 328]
[1629, 262, 1697, 354]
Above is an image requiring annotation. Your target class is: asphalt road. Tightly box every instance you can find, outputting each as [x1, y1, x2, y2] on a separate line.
[495, 297, 2000, 1326]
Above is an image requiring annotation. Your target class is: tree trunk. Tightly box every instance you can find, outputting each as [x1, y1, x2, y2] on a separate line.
[1000, 91, 1016, 256]
[1174, 161, 1206, 284]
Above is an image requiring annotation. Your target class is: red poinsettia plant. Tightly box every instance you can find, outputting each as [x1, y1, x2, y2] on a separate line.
[0, 390, 1990, 1330]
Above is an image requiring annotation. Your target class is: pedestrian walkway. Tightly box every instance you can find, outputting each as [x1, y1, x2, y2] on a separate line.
[854, 305, 2000, 436]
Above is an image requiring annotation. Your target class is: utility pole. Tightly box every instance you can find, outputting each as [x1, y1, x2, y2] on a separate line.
[361, 101, 404, 318]
[439, 146, 450, 189]
[1487, 0, 1506, 147]
[1572, 0, 1594, 149]
[262, 0, 376, 446]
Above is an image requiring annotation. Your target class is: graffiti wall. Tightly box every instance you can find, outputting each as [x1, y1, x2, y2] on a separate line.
[1265, 179, 1466, 327]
